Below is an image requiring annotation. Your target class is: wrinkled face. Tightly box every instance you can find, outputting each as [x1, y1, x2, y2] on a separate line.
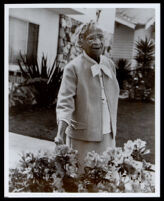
[82, 26, 105, 60]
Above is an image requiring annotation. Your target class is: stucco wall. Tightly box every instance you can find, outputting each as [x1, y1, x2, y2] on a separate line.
[111, 22, 134, 61]
[9, 8, 59, 70]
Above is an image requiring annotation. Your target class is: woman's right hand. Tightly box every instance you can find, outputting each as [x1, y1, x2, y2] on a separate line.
[54, 120, 68, 145]
[54, 134, 64, 145]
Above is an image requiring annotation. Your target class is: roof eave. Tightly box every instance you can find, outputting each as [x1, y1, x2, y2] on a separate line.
[145, 17, 155, 30]
[46, 8, 84, 15]
[115, 16, 136, 29]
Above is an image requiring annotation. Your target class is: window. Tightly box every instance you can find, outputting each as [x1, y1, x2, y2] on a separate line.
[9, 17, 39, 64]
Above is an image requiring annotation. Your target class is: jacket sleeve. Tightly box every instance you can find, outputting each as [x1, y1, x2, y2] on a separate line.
[56, 63, 77, 124]
[108, 58, 116, 75]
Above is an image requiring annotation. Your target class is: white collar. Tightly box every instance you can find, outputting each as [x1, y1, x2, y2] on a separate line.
[83, 51, 113, 79]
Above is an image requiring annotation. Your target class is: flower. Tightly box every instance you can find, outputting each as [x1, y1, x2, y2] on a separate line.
[54, 144, 69, 155]
[84, 151, 98, 168]
[9, 138, 155, 193]
[133, 139, 146, 150]
[102, 147, 115, 162]
[65, 164, 78, 178]
[114, 147, 124, 165]
[123, 140, 134, 157]
[124, 181, 133, 192]
[52, 174, 63, 190]
[132, 180, 141, 192]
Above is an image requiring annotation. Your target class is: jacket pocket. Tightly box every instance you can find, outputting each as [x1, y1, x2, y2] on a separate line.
[70, 119, 87, 129]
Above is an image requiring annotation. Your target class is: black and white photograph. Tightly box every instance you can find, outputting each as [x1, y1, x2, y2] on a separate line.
[4, 3, 160, 197]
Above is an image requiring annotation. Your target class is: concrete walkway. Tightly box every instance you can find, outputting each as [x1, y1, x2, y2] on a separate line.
[9, 132, 55, 169]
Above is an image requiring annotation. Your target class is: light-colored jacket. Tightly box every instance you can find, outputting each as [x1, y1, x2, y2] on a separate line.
[56, 53, 120, 142]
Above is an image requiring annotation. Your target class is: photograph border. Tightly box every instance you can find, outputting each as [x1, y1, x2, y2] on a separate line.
[4, 3, 161, 198]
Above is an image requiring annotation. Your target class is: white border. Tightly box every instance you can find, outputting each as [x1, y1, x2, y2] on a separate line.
[4, 3, 160, 9]
[4, 4, 9, 197]
[4, 3, 161, 198]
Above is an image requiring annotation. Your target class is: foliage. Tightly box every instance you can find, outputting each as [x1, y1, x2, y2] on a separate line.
[79, 139, 154, 193]
[15, 53, 63, 107]
[9, 145, 79, 192]
[116, 58, 131, 89]
[134, 37, 155, 71]
[9, 139, 155, 193]
[127, 68, 155, 101]
[119, 38, 155, 101]
[9, 82, 36, 108]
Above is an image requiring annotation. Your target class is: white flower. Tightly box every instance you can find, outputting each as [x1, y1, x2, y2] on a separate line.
[121, 175, 130, 184]
[125, 181, 133, 192]
[123, 140, 134, 157]
[105, 171, 113, 180]
[132, 180, 141, 192]
[140, 182, 146, 191]
[131, 160, 143, 170]
[114, 147, 124, 165]
[134, 139, 146, 150]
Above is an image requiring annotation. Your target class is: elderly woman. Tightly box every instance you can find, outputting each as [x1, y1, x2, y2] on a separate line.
[54, 21, 120, 167]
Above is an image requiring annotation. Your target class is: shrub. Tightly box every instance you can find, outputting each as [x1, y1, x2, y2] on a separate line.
[9, 82, 36, 109]
[9, 139, 155, 193]
[127, 68, 155, 101]
[116, 58, 131, 90]
[14, 53, 63, 107]
[9, 145, 79, 192]
[128, 37, 155, 101]
[134, 37, 155, 72]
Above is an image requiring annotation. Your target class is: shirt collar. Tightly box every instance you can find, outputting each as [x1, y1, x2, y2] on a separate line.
[83, 51, 113, 79]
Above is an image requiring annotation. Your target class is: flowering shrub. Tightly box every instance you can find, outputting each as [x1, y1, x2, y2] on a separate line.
[9, 146, 79, 192]
[9, 139, 155, 193]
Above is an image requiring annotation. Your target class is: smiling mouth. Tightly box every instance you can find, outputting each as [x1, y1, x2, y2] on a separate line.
[92, 47, 101, 50]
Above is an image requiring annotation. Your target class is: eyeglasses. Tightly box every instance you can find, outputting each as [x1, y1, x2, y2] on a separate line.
[86, 34, 104, 43]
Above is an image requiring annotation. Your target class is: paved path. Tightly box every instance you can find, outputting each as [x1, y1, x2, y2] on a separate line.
[9, 132, 55, 169]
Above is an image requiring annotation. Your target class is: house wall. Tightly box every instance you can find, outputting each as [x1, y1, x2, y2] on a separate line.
[9, 8, 59, 71]
[111, 22, 134, 62]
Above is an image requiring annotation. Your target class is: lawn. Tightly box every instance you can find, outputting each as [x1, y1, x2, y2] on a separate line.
[9, 99, 155, 163]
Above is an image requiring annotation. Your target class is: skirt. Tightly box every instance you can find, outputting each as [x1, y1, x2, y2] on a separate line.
[66, 133, 115, 173]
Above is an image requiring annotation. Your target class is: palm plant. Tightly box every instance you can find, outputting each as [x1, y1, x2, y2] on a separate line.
[134, 37, 155, 74]
[133, 37, 155, 101]
[15, 52, 63, 107]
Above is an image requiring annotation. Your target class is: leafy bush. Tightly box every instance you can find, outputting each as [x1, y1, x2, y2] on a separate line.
[14, 53, 63, 107]
[127, 37, 155, 101]
[9, 146, 79, 192]
[127, 68, 155, 101]
[9, 139, 155, 193]
[117, 38, 155, 101]
[9, 82, 36, 108]
[134, 37, 155, 71]
[116, 59, 131, 90]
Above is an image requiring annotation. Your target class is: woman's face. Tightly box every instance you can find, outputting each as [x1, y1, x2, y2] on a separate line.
[82, 26, 105, 60]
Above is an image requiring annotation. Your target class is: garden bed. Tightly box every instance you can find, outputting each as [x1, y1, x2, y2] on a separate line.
[9, 140, 155, 193]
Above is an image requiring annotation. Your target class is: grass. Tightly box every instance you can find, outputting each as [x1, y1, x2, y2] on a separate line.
[9, 99, 155, 163]
[116, 99, 155, 164]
